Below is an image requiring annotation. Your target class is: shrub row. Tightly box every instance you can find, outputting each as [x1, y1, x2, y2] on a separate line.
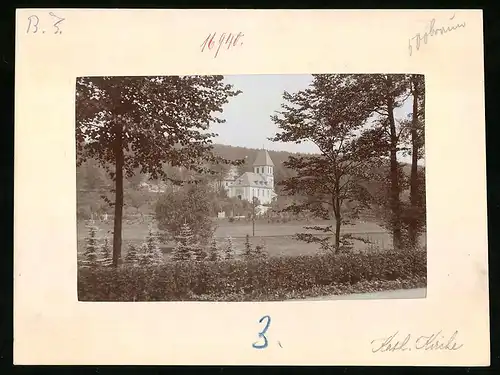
[78, 249, 427, 301]
[195, 276, 427, 301]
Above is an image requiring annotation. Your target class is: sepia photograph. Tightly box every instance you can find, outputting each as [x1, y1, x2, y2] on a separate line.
[15, 9, 488, 366]
[76, 73, 427, 302]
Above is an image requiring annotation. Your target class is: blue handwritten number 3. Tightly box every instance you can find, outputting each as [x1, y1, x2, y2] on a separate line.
[252, 315, 271, 349]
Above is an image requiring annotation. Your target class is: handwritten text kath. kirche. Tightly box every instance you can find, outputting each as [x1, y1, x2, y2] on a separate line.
[371, 330, 464, 353]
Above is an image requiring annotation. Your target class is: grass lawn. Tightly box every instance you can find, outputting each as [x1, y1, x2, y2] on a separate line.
[214, 219, 386, 237]
[77, 217, 403, 258]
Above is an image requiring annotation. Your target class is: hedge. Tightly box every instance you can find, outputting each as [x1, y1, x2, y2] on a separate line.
[195, 276, 427, 301]
[78, 249, 426, 301]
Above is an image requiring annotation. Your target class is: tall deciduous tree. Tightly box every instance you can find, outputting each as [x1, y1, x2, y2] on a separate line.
[357, 74, 411, 250]
[408, 74, 426, 247]
[270, 74, 378, 253]
[76, 76, 241, 266]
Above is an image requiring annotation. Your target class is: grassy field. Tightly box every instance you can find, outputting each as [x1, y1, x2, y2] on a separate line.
[77, 218, 407, 258]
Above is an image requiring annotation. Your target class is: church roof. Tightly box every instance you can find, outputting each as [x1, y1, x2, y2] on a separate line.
[253, 149, 274, 166]
[232, 172, 272, 188]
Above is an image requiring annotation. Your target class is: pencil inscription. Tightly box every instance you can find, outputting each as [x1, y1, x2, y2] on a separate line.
[201, 32, 244, 58]
[26, 12, 65, 34]
[409, 13, 466, 56]
[371, 330, 464, 352]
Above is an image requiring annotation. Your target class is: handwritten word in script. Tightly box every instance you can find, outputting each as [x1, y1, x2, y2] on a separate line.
[409, 13, 466, 56]
[371, 330, 464, 353]
[201, 32, 244, 58]
[26, 12, 65, 35]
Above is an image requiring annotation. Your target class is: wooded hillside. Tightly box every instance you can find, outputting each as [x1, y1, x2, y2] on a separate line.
[77, 142, 424, 217]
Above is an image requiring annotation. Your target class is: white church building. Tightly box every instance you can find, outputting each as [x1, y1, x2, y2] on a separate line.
[222, 149, 277, 205]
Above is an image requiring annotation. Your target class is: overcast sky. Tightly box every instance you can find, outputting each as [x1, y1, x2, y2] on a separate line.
[209, 74, 421, 165]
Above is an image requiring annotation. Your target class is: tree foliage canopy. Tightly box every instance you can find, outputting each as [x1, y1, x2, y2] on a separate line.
[76, 75, 242, 182]
[76, 75, 241, 264]
[270, 74, 381, 251]
[155, 182, 215, 243]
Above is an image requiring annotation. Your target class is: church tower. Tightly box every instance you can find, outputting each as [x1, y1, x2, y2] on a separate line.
[253, 149, 274, 188]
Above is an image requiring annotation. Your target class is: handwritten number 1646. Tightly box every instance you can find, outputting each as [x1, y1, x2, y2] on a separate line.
[200, 32, 244, 58]
[27, 12, 65, 34]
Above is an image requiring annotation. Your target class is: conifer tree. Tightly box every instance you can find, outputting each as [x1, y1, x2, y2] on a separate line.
[224, 236, 235, 260]
[145, 225, 164, 265]
[243, 234, 254, 260]
[254, 243, 268, 258]
[138, 243, 152, 266]
[124, 243, 140, 266]
[82, 222, 99, 268]
[207, 238, 219, 262]
[192, 243, 207, 261]
[173, 223, 198, 261]
[98, 237, 113, 267]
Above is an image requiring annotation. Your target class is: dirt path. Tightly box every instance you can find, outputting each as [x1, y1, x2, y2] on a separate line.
[298, 288, 427, 301]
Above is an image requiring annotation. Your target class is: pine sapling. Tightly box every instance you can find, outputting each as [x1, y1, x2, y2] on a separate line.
[82, 222, 99, 268]
[243, 234, 253, 260]
[146, 226, 164, 265]
[254, 242, 268, 259]
[192, 243, 207, 261]
[98, 237, 113, 267]
[124, 243, 140, 266]
[207, 239, 219, 262]
[173, 223, 196, 261]
[224, 236, 235, 260]
[138, 243, 152, 266]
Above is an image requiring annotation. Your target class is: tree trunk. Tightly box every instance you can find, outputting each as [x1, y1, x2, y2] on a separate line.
[112, 121, 124, 267]
[333, 193, 341, 253]
[409, 75, 419, 247]
[387, 96, 402, 250]
[334, 212, 341, 252]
